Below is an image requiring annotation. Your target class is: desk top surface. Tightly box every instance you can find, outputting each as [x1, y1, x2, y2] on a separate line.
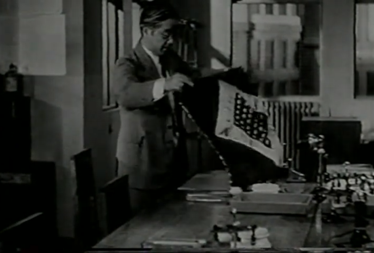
[95, 182, 374, 249]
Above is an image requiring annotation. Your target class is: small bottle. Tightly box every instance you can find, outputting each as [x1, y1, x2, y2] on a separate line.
[4, 64, 23, 118]
[4, 64, 23, 96]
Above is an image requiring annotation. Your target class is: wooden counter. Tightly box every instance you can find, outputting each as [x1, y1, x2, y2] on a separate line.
[95, 183, 374, 250]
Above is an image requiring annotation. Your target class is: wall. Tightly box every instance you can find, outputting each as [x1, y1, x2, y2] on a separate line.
[2, 0, 121, 238]
[1, 0, 88, 237]
[16, 0, 125, 238]
[17, 0, 85, 237]
[0, 0, 18, 72]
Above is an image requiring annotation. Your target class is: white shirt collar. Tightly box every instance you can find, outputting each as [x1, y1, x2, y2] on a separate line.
[142, 45, 160, 65]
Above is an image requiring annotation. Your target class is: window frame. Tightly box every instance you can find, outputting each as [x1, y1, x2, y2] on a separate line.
[102, 0, 132, 111]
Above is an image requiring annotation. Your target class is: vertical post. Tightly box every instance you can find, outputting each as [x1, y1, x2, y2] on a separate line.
[210, 0, 232, 69]
[123, 0, 133, 55]
[102, 0, 109, 106]
[320, 0, 355, 116]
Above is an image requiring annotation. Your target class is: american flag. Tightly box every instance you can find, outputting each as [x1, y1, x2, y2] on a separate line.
[215, 80, 284, 167]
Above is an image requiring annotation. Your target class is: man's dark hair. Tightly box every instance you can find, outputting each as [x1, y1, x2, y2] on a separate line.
[139, 1, 180, 31]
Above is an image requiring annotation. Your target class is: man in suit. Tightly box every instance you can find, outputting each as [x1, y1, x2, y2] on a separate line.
[113, 2, 200, 216]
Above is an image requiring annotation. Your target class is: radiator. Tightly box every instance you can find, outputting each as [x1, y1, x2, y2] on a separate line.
[262, 100, 321, 162]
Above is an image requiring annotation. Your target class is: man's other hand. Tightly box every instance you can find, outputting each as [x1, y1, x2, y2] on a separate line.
[164, 73, 193, 92]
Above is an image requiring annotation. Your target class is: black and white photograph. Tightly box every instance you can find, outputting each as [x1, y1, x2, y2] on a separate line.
[1, 0, 374, 252]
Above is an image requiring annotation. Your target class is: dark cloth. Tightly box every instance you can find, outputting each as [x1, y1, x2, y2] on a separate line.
[113, 41, 196, 190]
[118, 156, 187, 216]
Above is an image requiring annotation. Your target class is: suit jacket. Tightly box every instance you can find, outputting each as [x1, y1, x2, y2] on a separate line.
[113, 42, 197, 190]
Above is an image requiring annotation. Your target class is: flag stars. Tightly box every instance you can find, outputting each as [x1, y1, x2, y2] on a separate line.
[233, 93, 272, 148]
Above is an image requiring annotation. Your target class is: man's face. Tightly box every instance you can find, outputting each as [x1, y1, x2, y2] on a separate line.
[143, 19, 179, 56]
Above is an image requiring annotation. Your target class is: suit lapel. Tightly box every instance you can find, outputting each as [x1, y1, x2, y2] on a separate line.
[133, 40, 178, 77]
[133, 42, 161, 80]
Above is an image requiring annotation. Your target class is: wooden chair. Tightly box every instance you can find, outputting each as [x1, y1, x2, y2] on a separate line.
[71, 149, 101, 250]
[100, 173, 131, 235]
[0, 213, 44, 252]
[0, 161, 57, 252]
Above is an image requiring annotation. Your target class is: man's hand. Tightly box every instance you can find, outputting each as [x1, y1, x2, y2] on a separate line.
[164, 73, 193, 92]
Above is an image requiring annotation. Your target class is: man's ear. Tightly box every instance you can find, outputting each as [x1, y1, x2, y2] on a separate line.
[142, 27, 154, 36]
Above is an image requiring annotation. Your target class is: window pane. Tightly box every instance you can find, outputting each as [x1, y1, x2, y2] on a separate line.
[264, 82, 274, 97]
[232, 3, 321, 97]
[279, 4, 287, 15]
[355, 3, 374, 97]
[278, 81, 287, 96]
[281, 40, 288, 68]
[265, 4, 273, 15]
[251, 4, 260, 15]
[264, 40, 275, 69]
[367, 71, 374, 95]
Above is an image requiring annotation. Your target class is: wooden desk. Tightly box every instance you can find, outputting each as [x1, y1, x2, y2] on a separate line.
[95, 183, 374, 249]
[95, 196, 310, 249]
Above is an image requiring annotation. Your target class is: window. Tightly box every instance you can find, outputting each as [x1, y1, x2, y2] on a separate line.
[232, 2, 321, 97]
[355, 3, 374, 97]
[264, 40, 275, 69]
[265, 4, 273, 14]
[278, 4, 287, 15]
[102, 0, 125, 109]
[281, 40, 287, 68]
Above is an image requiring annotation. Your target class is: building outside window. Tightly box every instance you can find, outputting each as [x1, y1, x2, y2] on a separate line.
[232, 2, 321, 98]
[355, 3, 374, 97]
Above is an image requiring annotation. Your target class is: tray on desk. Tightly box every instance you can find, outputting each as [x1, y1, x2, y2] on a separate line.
[178, 171, 230, 192]
[230, 192, 314, 215]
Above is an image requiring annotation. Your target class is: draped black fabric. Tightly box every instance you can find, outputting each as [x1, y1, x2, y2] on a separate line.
[181, 68, 287, 190]
[181, 68, 255, 135]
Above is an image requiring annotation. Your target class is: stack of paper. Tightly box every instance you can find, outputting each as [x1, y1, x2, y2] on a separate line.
[217, 227, 272, 249]
[251, 183, 280, 193]
[232, 227, 271, 249]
